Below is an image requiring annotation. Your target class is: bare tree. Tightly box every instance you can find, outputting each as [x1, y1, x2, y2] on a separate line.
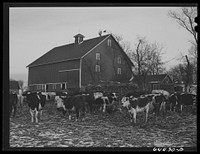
[168, 7, 197, 44]
[168, 7, 197, 87]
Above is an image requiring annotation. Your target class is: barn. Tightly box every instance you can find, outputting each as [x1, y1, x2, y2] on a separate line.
[27, 33, 134, 92]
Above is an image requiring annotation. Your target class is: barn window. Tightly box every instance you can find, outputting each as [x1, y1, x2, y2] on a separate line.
[45, 84, 49, 92]
[52, 84, 56, 90]
[117, 68, 121, 75]
[61, 83, 67, 90]
[96, 53, 100, 60]
[95, 65, 100, 72]
[117, 57, 121, 64]
[107, 39, 111, 46]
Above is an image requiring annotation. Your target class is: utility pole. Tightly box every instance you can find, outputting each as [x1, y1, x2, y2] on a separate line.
[185, 55, 192, 92]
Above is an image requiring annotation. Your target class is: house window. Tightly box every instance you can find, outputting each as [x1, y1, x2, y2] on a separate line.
[117, 68, 121, 75]
[107, 39, 111, 46]
[96, 53, 100, 60]
[95, 65, 100, 72]
[153, 84, 160, 90]
[117, 57, 121, 64]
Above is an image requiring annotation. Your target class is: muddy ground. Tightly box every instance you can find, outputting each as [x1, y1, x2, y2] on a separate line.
[9, 100, 197, 149]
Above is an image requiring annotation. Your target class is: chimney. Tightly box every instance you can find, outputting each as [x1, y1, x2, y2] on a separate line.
[74, 33, 85, 44]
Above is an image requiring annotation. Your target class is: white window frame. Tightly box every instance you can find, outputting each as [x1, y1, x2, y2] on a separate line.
[52, 84, 56, 90]
[117, 68, 121, 75]
[95, 65, 100, 72]
[117, 57, 121, 64]
[96, 53, 100, 60]
[61, 83, 67, 90]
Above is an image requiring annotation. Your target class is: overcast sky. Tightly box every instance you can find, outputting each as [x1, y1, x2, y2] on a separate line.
[9, 6, 196, 82]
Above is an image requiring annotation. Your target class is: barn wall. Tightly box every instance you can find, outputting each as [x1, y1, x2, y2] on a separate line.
[28, 59, 80, 91]
[81, 35, 132, 87]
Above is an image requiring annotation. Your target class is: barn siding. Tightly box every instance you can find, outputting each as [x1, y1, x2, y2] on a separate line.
[81, 36, 132, 86]
[28, 59, 80, 90]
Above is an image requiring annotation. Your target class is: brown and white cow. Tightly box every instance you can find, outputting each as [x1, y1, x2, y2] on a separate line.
[121, 95, 151, 124]
[22, 92, 46, 123]
[55, 93, 86, 121]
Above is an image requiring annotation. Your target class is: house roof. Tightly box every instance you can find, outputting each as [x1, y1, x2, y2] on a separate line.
[132, 74, 170, 83]
[145, 74, 168, 83]
[10, 80, 20, 90]
[27, 34, 110, 67]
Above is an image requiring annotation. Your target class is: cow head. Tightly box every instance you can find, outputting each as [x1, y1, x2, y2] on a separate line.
[111, 92, 118, 101]
[121, 97, 130, 108]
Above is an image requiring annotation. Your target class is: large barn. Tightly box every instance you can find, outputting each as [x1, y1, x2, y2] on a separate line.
[27, 33, 134, 92]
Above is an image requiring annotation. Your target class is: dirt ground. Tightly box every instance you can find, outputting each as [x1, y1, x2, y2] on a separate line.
[9, 100, 197, 149]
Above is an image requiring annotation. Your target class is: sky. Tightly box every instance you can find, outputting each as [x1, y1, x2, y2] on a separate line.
[9, 6, 196, 83]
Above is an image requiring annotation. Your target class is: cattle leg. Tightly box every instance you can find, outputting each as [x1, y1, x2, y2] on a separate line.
[13, 105, 17, 117]
[40, 110, 43, 120]
[30, 109, 34, 123]
[132, 110, 137, 124]
[68, 110, 72, 121]
[145, 108, 149, 123]
[75, 109, 80, 121]
[35, 110, 39, 123]
[102, 103, 106, 113]
[180, 104, 183, 113]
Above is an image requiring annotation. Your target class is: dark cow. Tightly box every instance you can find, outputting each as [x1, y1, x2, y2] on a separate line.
[55, 94, 86, 121]
[121, 95, 151, 124]
[22, 92, 46, 123]
[168, 92, 196, 113]
[178, 93, 196, 113]
[9, 93, 18, 117]
[168, 93, 180, 112]
[151, 94, 166, 117]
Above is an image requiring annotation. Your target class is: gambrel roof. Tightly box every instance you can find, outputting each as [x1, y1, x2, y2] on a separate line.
[27, 34, 134, 68]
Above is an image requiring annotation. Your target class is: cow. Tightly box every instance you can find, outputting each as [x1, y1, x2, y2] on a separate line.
[178, 93, 196, 113]
[121, 95, 151, 124]
[151, 94, 166, 117]
[55, 94, 86, 121]
[152, 89, 170, 100]
[9, 93, 18, 118]
[103, 92, 120, 114]
[22, 92, 46, 123]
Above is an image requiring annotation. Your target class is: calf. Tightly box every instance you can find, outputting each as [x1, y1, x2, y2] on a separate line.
[23, 92, 46, 123]
[55, 94, 86, 121]
[9, 93, 18, 117]
[121, 95, 151, 124]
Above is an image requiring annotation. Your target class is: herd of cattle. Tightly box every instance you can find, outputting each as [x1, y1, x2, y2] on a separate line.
[9, 89, 197, 124]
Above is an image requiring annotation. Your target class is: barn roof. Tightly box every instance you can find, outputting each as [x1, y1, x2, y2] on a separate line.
[27, 34, 110, 67]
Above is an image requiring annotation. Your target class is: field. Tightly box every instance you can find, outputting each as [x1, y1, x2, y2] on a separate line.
[9, 100, 197, 150]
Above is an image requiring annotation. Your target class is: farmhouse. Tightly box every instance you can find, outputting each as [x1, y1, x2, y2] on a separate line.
[131, 74, 174, 93]
[27, 33, 134, 92]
